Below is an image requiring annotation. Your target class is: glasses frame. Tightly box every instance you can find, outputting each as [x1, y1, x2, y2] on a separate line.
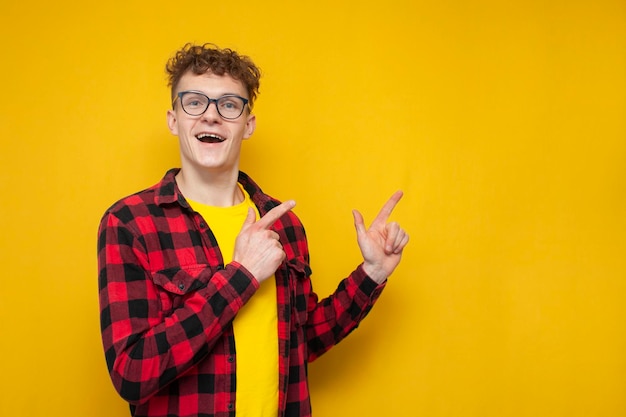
[173, 90, 250, 120]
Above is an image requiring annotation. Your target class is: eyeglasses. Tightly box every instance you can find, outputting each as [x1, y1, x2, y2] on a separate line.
[173, 91, 249, 119]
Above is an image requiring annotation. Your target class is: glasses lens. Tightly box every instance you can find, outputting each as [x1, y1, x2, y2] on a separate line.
[217, 96, 246, 119]
[181, 92, 209, 116]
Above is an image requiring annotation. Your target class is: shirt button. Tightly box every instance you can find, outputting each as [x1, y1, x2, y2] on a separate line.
[227, 356, 234, 363]
[227, 403, 234, 410]
[178, 283, 185, 290]
[199, 221, 206, 228]
[216, 265, 224, 271]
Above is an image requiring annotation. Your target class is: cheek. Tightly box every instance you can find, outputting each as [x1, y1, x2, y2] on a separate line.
[174, 118, 197, 138]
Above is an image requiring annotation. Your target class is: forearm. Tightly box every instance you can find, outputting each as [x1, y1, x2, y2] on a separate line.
[101, 256, 257, 404]
[305, 263, 386, 361]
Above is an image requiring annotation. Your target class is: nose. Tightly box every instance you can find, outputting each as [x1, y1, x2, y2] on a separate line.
[201, 100, 221, 122]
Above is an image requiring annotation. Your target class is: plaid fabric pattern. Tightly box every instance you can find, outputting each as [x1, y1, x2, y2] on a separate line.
[98, 169, 386, 417]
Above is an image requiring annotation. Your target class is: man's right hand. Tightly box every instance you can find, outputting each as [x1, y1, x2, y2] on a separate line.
[232, 200, 296, 283]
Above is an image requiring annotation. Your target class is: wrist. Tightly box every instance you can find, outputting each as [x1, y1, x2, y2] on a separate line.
[362, 262, 388, 284]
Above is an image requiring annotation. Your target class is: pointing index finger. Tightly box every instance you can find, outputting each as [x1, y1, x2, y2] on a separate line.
[256, 200, 296, 230]
[372, 191, 403, 225]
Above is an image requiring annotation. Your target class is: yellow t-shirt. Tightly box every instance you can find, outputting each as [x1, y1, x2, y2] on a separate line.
[188, 185, 279, 416]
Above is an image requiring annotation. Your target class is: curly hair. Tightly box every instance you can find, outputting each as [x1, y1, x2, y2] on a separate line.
[166, 43, 261, 108]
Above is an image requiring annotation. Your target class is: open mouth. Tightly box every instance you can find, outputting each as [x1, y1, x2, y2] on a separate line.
[196, 133, 225, 143]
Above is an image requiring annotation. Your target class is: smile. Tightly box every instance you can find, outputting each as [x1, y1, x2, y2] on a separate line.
[196, 133, 225, 143]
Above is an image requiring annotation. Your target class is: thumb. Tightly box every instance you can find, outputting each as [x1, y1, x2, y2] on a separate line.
[352, 209, 367, 237]
[241, 207, 257, 230]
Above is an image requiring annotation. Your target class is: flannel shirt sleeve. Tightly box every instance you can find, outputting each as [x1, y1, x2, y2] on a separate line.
[278, 210, 386, 362]
[97, 211, 258, 405]
[304, 263, 385, 361]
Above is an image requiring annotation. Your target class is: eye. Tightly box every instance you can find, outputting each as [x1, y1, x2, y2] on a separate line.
[182, 93, 208, 108]
[219, 97, 242, 111]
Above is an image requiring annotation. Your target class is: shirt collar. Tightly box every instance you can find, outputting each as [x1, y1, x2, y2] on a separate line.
[154, 168, 187, 207]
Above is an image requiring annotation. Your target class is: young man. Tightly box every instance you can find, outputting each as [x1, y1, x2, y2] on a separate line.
[98, 43, 409, 417]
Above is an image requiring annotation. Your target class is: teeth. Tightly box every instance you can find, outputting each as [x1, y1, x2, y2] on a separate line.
[196, 133, 224, 141]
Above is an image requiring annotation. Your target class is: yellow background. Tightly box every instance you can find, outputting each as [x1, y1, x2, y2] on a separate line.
[1, 1, 625, 416]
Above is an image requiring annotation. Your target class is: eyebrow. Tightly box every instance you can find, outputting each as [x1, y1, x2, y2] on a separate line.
[179, 90, 246, 98]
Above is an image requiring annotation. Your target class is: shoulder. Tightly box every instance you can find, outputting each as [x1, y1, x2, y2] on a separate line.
[99, 169, 179, 227]
[101, 183, 160, 224]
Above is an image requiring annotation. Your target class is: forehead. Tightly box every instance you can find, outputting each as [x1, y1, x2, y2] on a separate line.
[176, 71, 248, 97]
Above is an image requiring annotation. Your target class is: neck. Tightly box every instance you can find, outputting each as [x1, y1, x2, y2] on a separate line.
[175, 168, 242, 207]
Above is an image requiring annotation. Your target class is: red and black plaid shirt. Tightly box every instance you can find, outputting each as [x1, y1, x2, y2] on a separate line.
[98, 169, 385, 417]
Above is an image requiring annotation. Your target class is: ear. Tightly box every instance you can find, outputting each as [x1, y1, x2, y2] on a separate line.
[243, 114, 256, 139]
[166, 109, 179, 135]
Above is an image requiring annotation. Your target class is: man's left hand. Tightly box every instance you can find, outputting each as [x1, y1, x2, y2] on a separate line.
[352, 191, 409, 284]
